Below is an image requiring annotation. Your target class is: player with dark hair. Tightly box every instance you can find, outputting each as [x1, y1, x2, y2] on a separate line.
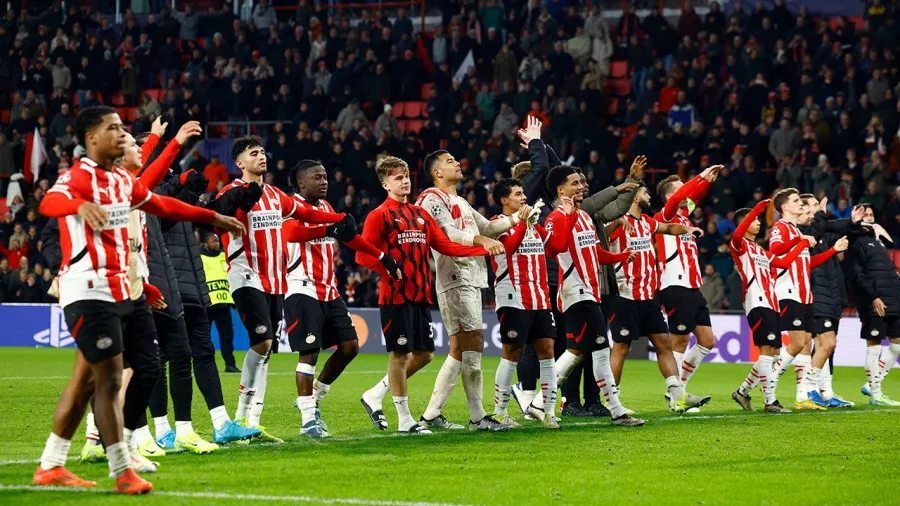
[206, 136, 346, 442]
[35, 106, 243, 492]
[284, 160, 399, 438]
[654, 166, 722, 410]
[357, 157, 488, 434]
[416, 150, 513, 432]
[489, 178, 575, 428]
[729, 201, 841, 412]
[532, 164, 644, 427]
[607, 183, 708, 413]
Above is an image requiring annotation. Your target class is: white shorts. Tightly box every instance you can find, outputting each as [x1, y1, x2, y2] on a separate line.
[437, 285, 483, 334]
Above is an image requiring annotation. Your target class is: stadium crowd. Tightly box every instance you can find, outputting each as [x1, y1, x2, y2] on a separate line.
[2, 0, 900, 309]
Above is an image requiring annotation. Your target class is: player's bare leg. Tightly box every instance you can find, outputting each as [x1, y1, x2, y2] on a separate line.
[649, 332, 708, 412]
[678, 325, 715, 390]
[310, 340, 360, 430]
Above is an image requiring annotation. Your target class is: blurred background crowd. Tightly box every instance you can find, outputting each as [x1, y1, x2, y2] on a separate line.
[2, 0, 900, 311]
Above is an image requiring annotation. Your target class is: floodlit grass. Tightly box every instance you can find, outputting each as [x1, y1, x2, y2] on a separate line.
[1, 348, 897, 505]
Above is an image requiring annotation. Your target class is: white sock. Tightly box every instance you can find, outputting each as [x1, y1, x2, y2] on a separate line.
[393, 396, 415, 430]
[124, 428, 134, 450]
[236, 348, 267, 420]
[461, 351, 487, 422]
[759, 355, 776, 405]
[818, 364, 834, 400]
[555, 350, 583, 385]
[866, 345, 883, 398]
[681, 345, 710, 386]
[313, 379, 331, 403]
[592, 348, 625, 418]
[209, 405, 231, 431]
[770, 347, 795, 394]
[39, 433, 71, 470]
[493, 358, 517, 416]
[521, 388, 538, 411]
[85, 412, 100, 443]
[673, 351, 685, 378]
[422, 356, 461, 420]
[804, 367, 822, 398]
[793, 353, 811, 402]
[153, 416, 171, 440]
[364, 375, 391, 407]
[175, 420, 194, 438]
[134, 425, 153, 448]
[248, 357, 269, 427]
[880, 343, 900, 382]
[738, 359, 763, 395]
[295, 395, 316, 426]
[107, 442, 130, 478]
[539, 358, 558, 417]
[665, 375, 684, 403]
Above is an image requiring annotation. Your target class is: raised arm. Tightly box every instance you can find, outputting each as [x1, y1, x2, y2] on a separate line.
[541, 210, 577, 257]
[283, 220, 327, 242]
[730, 200, 769, 251]
[768, 223, 805, 256]
[810, 247, 837, 268]
[419, 192, 478, 245]
[497, 221, 528, 254]
[471, 202, 514, 239]
[662, 175, 702, 221]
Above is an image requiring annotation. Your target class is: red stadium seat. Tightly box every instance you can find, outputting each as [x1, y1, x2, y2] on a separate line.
[605, 97, 619, 116]
[404, 102, 422, 118]
[207, 125, 227, 138]
[115, 107, 137, 123]
[1, 110, 9, 124]
[892, 250, 900, 270]
[420, 82, 434, 99]
[605, 78, 631, 97]
[392, 102, 405, 118]
[610, 61, 628, 78]
[397, 119, 409, 133]
[439, 139, 449, 150]
[110, 92, 125, 106]
[146, 89, 164, 101]
[406, 120, 424, 134]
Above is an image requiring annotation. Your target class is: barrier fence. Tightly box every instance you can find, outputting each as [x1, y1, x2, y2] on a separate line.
[0, 303, 892, 368]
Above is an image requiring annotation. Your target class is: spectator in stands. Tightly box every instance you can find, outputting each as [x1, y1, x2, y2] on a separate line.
[203, 154, 228, 194]
[700, 264, 725, 309]
[374, 105, 402, 140]
[335, 100, 367, 135]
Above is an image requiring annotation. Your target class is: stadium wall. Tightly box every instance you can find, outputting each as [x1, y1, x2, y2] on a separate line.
[0, 304, 892, 368]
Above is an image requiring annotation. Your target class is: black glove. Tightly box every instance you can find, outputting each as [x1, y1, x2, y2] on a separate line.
[185, 169, 209, 193]
[327, 214, 358, 242]
[379, 253, 401, 280]
[238, 182, 264, 212]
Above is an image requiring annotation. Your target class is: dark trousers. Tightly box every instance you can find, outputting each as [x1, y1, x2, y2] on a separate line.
[121, 297, 162, 431]
[208, 304, 236, 368]
[148, 311, 194, 423]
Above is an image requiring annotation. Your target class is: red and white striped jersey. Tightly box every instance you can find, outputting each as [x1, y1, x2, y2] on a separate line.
[770, 219, 812, 303]
[48, 158, 152, 307]
[490, 217, 551, 311]
[126, 209, 148, 301]
[654, 209, 702, 290]
[730, 238, 779, 313]
[613, 214, 660, 301]
[217, 180, 298, 295]
[552, 208, 602, 312]
[286, 196, 339, 301]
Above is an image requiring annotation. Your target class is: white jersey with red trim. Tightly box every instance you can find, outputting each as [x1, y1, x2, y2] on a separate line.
[553, 207, 602, 312]
[491, 217, 551, 311]
[614, 214, 660, 301]
[48, 158, 152, 307]
[730, 238, 780, 313]
[286, 196, 340, 301]
[217, 180, 298, 295]
[654, 209, 702, 290]
[770, 219, 812, 303]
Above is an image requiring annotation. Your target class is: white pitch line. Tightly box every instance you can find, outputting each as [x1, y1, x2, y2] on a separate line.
[0, 485, 476, 506]
[2, 408, 897, 467]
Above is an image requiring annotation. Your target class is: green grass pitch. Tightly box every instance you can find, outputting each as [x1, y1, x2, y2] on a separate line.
[1, 348, 898, 505]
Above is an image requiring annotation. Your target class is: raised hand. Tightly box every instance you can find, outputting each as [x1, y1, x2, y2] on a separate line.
[616, 181, 640, 194]
[174, 120, 203, 145]
[629, 155, 647, 180]
[802, 235, 818, 248]
[851, 204, 866, 223]
[560, 195, 575, 214]
[213, 214, 246, 235]
[818, 196, 828, 214]
[516, 204, 532, 224]
[150, 116, 169, 138]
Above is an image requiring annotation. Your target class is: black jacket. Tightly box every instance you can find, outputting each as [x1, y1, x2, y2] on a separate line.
[40, 219, 62, 274]
[801, 211, 858, 319]
[520, 139, 636, 293]
[146, 176, 185, 320]
[159, 171, 210, 308]
[846, 229, 900, 318]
